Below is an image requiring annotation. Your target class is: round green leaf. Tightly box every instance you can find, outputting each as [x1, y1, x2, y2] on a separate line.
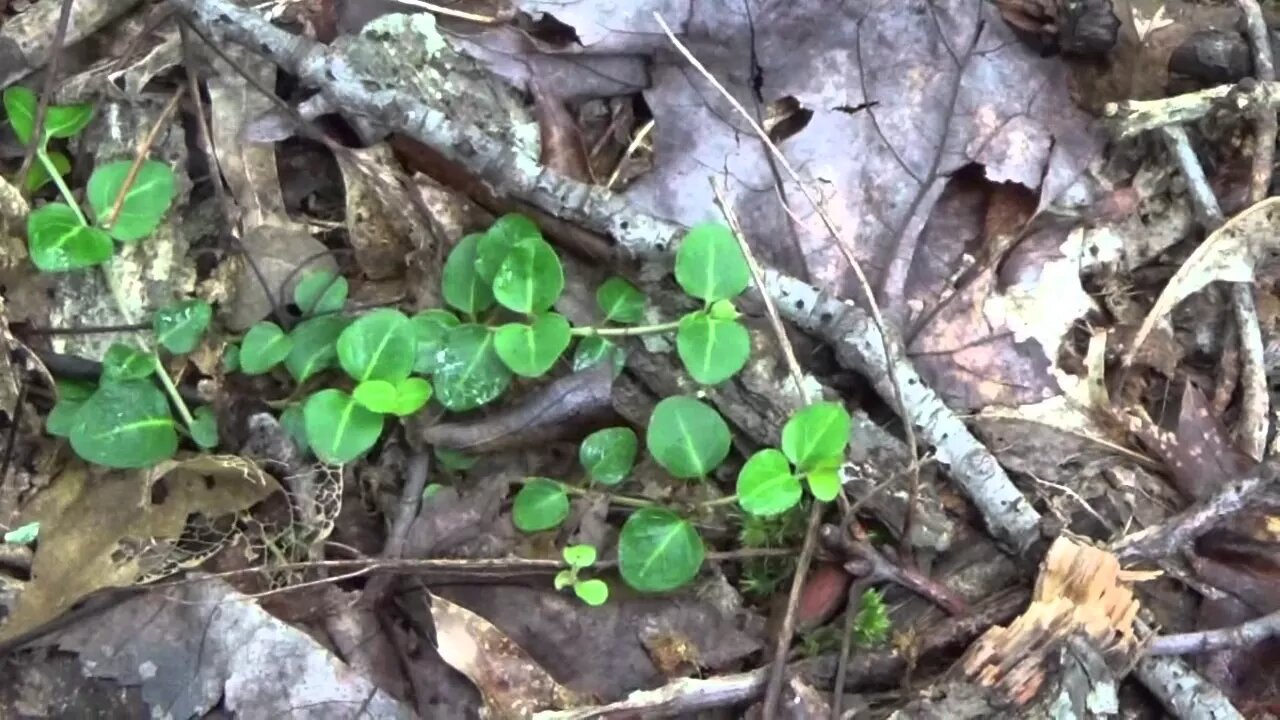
[563, 544, 598, 568]
[3, 87, 93, 143]
[707, 298, 740, 321]
[674, 222, 750, 302]
[45, 102, 94, 139]
[154, 299, 213, 354]
[293, 270, 348, 316]
[442, 233, 494, 314]
[337, 308, 416, 382]
[512, 478, 569, 532]
[737, 448, 802, 517]
[411, 309, 459, 375]
[190, 406, 219, 449]
[806, 465, 842, 502]
[572, 336, 626, 375]
[353, 377, 432, 416]
[618, 508, 704, 592]
[47, 379, 94, 438]
[25, 150, 70, 193]
[493, 236, 564, 314]
[579, 427, 638, 486]
[646, 396, 731, 479]
[102, 342, 155, 381]
[353, 379, 397, 414]
[554, 569, 575, 591]
[676, 312, 750, 385]
[222, 344, 240, 373]
[280, 404, 310, 455]
[69, 380, 177, 468]
[240, 321, 293, 375]
[2, 87, 36, 144]
[304, 389, 384, 464]
[285, 315, 349, 383]
[476, 213, 540, 282]
[87, 160, 177, 242]
[27, 203, 113, 272]
[390, 377, 432, 416]
[596, 276, 646, 324]
[574, 579, 609, 606]
[494, 313, 571, 378]
[434, 324, 512, 411]
[781, 402, 852, 471]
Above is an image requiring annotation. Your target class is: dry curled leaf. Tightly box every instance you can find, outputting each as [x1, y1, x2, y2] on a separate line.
[430, 592, 585, 718]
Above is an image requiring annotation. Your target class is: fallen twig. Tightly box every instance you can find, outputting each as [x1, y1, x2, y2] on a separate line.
[1134, 654, 1244, 720]
[360, 450, 431, 604]
[1105, 81, 1280, 139]
[1236, 0, 1276, 205]
[1112, 460, 1278, 563]
[1158, 125, 1269, 460]
[1150, 607, 1280, 655]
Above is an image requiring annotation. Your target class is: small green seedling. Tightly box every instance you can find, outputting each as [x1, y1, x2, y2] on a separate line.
[736, 402, 853, 515]
[555, 544, 609, 606]
[5, 86, 178, 273]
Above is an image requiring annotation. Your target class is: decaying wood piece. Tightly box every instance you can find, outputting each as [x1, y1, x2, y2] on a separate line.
[890, 538, 1152, 719]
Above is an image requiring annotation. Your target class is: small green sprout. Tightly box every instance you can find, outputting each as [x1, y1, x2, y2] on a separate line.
[555, 544, 609, 606]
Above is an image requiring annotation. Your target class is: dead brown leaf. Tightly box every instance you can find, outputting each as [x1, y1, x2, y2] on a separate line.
[0, 456, 279, 643]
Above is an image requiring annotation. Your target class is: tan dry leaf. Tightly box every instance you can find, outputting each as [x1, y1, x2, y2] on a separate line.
[1128, 196, 1280, 365]
[0, 456, 280, 643]
[430, 592, 586, 718]
[208, 45, 289, 228]
[333, 145, 417, 280]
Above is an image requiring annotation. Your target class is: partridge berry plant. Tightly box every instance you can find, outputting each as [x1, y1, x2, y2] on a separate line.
[36, 194, 857, 598]
[4, 87, 178, 272]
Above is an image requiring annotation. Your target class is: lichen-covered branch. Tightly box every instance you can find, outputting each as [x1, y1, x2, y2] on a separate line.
[1105, 80, 1280, 139]
[171, 0, 1040, 553]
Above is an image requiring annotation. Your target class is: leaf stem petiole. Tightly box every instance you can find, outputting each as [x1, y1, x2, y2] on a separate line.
[38, 147, 89, 227]
[152, 354, 198, 432]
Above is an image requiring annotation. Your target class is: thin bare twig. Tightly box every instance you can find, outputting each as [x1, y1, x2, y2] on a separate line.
[1237, 0, 1276, 204]
[1151, 607, 1280, 655]
[761, 503, 823, 718]
[1112, 460, 1278, 563]
[711, 180, 807, 402]
[361, 450, 431, 604]
[104, 88, 185, 230]
[1158, 125, 1268, 459]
